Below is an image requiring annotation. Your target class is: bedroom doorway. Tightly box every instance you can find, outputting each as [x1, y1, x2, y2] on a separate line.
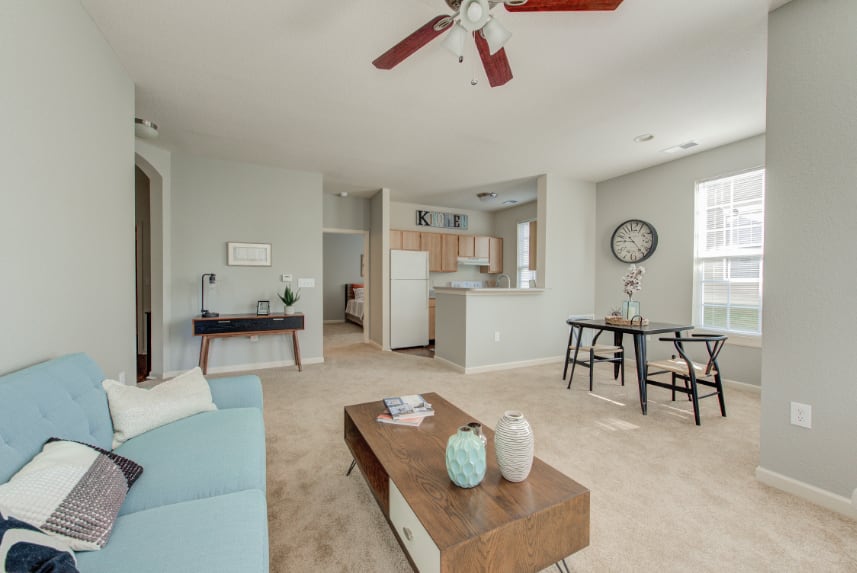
[322, 230, 369, 352]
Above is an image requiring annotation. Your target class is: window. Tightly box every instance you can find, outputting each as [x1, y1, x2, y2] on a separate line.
[517, 220, 537, 288]
[693, 168, 765, 339]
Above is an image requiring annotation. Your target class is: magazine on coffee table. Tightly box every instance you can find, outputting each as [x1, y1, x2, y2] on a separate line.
[376, 411, 425, 427]
[382, 395, 434, 420]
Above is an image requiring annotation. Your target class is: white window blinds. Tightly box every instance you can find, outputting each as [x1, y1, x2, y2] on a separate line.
[517, 221, 536, 288]
[694, 168, 765, 335]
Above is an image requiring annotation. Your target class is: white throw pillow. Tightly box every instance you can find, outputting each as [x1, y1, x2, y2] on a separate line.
[102, 367, 217, 448]
[353, 287, 365, 301]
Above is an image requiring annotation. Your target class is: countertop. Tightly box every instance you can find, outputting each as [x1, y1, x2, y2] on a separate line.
[433, 287, 546, 296]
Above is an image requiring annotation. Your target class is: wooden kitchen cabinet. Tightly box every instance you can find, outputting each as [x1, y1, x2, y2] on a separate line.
[428, 298, 436, 341]
[421, 232, 442, 272]
[458, 235, 475, 257]
[402, 231, 421, 250]
[480, 237, 503, 274]
[441, 234, 458, 272]
[390, 230, 402, 250]
[474, 236, 490, 259]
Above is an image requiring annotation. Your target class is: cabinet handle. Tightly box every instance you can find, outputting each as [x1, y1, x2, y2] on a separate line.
[217, 321, 231, 324]
[402, 527, 413, 541]
[272, 318, 284, 321]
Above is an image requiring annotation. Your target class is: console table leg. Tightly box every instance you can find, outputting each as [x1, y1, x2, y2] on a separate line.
[346, 459, 357, 476]
[199, 336, 211, 375]
[292, 330, 302, 371]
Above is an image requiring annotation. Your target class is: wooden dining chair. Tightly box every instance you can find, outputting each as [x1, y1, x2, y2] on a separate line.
[645, 333, 727, 425]
[563, 326, 624, 391]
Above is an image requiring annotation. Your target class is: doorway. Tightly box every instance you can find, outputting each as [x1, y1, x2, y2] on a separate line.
[134, 166, 152, 382]
[322, 230, 369, 352]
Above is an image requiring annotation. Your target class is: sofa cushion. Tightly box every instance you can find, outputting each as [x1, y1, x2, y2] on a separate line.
[102, 367, 217, 448]
[0, 354, 113, 484]
[0, 439, 143, 551]
[74, 490, 268, 573]
[115, 408, 265, 515]
[0, 510, 78, 573]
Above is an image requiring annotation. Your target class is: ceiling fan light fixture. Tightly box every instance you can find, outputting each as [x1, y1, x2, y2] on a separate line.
[481, 17, 512, 55]
[477, 192, 498, 201]
[442, 23, 468, 58]
[134, 118, 158, 139]
[459, 0, 491, 31]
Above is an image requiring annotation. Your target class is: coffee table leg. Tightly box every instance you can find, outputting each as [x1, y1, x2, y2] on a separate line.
[556, 558, 571, 573]
[346, 459, 357, 476]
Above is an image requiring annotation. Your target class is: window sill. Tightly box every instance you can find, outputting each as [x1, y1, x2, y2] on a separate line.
[696, 330, 761, 349]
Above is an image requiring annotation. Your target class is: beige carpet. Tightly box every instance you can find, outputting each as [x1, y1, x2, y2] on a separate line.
[248, 326, 857, 572]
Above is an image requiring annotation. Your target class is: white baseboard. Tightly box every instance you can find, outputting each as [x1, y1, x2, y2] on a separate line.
[434, 355, 564, 375]
[723, 378, 761, 393]
[756, 466, 857, 521]
[324, 319, 346, 324]
[164, 357, 324, 378]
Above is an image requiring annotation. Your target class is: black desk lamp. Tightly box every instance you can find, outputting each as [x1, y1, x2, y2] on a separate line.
[201, 273, 219, 317]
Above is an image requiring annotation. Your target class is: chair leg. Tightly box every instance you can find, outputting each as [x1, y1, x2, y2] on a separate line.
[589, 350, 595, 392]
[689, 374, 701, 426]
[714, 373, 727, 417]
[620, 354, 625, 386]
[562, 331, 573, 381]
[671, 373, 677, 401]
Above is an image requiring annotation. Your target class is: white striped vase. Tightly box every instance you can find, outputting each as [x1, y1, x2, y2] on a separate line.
[494, 410, 534, 482]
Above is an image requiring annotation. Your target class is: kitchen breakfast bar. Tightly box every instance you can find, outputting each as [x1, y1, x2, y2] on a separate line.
[433, 287, 547, 373]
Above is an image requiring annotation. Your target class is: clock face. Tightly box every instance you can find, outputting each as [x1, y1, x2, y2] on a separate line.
[611, 219, 658, 263]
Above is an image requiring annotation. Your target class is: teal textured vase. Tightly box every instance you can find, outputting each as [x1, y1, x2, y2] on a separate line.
[445, 426, 487, 488]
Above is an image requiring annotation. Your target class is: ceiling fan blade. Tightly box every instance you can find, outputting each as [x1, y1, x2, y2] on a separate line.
[474, 32, 513, 88]
[372, 15, 451, 70]
[505, 0, 624, 11]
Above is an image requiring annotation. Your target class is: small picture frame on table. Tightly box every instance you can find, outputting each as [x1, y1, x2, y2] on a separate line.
[256, 300, 270, 316]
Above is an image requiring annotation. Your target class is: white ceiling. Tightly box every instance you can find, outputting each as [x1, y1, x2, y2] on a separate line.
[81, 0, 790, 211]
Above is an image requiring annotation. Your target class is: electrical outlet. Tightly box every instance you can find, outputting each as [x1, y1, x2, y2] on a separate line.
[118, 371, 126, 385]
[249, 335, 259, 342]
[790, 402, 812, 429]
[494, 331, 501, 342]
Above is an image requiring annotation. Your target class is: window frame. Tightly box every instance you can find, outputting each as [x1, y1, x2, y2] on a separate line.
[516, 219, 537, 289]
[692, 167, 765, 348]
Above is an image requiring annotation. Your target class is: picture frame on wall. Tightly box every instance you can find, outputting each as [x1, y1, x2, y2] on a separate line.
[227, 242, 271, 266]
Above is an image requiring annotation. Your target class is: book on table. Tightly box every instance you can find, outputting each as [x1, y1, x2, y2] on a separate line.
[376, 411, 425, 427]
[382, 395, 434, 420]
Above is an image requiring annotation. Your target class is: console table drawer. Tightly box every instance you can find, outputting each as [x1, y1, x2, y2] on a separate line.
[193, 315, 304, 335]
[389, 480, 440, 573]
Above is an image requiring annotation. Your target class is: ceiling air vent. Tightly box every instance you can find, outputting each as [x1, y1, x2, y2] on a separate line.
[662, 140, 699, 154]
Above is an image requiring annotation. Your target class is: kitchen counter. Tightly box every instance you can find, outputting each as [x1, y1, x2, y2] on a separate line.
[433, 287, 545, 296]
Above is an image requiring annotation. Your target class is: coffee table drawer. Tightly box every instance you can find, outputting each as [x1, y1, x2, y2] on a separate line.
[389, 480, 440, 573]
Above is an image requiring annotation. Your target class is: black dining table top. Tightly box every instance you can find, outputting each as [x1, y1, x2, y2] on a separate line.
[566, 318, 694, 335]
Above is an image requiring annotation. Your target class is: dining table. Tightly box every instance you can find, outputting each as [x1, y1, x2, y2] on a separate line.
[566, 318, 694, 415]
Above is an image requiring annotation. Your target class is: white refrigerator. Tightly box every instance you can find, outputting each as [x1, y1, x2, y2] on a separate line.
[390, 250, 430, 349]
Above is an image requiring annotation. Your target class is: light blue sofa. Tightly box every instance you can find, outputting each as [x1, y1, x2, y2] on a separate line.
[0, 353, 269, 572]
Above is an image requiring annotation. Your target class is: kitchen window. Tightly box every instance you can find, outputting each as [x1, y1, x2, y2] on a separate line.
[693, 168, 765, 344]
[517, 220, 537, 288]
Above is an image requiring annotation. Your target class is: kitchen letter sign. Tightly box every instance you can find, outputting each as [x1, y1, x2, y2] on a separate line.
[416, 210, 468, 230]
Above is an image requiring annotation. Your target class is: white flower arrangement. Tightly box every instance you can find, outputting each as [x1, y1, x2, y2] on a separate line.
[622, 264, 645, 300]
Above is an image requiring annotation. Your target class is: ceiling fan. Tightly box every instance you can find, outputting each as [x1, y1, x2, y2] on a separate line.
[372, 0, 624, 88]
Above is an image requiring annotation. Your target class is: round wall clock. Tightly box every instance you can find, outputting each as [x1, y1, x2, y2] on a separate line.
[610, 219, 658, 263]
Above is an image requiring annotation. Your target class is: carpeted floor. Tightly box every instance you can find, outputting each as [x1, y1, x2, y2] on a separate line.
[249, 325, 857, 572]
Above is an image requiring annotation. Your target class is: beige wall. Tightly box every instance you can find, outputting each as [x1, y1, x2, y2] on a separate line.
[1, 2, 136, 379]
[759, 0, 857, 513]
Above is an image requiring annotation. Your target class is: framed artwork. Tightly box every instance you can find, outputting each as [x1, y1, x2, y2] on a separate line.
[227, 242, 271, 266]
[256, 300, 270, 316]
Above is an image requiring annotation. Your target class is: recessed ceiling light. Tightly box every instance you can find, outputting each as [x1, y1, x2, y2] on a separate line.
[337, 191, 348, 197]
[633, 133, 654, 143]
[502, 200, 518, 205]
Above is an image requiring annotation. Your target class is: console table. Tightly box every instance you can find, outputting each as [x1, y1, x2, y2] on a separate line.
[192, 313, 304, 374]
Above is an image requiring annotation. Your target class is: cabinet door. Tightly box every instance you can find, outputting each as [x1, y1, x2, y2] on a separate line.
[421, 233, 442, 272]
[480, 237, 503, 274]
[458, 235, 475, 257]
[441, 234, 458, 272]
[474, 236, 490, 259]
[402, 231, 421, 251]
[390, 230, 403, 250]
[428, 298, 436, 341]
[528, 220, 538, 270]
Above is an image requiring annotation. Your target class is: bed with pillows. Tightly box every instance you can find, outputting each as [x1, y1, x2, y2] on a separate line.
[0, 353, 268, 573]
[344, 283, 365, 326]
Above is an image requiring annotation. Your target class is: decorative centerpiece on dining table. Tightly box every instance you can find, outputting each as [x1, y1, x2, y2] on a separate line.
[620, 264, 644, 320]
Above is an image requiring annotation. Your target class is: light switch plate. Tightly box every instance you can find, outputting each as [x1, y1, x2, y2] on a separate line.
[298, 278, 315, 288]
[281, 274, 293, 283]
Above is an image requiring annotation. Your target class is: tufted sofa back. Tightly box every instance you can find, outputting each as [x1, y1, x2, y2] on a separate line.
[0, 353, 114, 483]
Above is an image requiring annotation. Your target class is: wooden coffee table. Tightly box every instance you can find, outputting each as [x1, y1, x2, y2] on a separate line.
[344, 393, 589, 573]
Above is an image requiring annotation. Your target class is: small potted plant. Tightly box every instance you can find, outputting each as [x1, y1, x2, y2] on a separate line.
[278, 285, 301, 315]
